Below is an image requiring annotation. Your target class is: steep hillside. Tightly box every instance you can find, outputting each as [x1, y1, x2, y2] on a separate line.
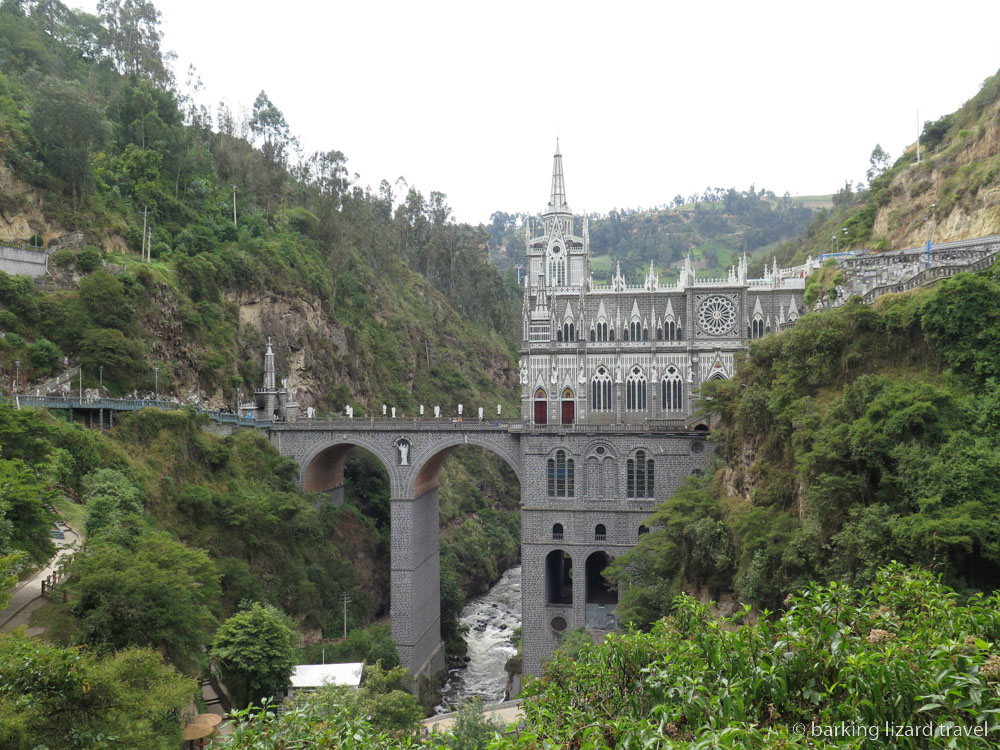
[0, 1, 522, 677]
[0, 3, 519, 413]
[768, 69, 1000, 268]
[612, 264, 1000, 624]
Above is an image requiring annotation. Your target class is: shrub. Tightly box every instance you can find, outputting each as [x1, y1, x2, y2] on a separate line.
[27, 338, 61, 375]
[76, 245, 101, 273]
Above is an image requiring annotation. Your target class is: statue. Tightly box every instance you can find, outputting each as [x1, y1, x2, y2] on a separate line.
[550, 364, 558, 384]
[518, 359, 527, 385]
[391, 407, 396, 418]
[614, 363, 622, 382]
[397, 439, 410, 466]
[578, 363, 586, 383]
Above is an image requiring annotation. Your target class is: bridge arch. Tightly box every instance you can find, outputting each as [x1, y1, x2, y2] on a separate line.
[405, 433, 524, 499]
[300, 436, 403, 500]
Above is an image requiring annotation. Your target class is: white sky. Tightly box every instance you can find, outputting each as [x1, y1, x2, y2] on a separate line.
[77, 0, 1000, 224]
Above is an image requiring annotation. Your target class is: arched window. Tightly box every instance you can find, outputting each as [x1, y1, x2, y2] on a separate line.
[630, 321, 640, 341]
[591, 367, 612, 411]
[676, 325, 683, 340]
[548, 450, 574, 497]
[751, 317, 764, 338]
[642, 326, 649, 341]
[556, 328, 563, 342]
[625, 366, 647, 411]
[656, 327, 663, 341]
[552, 523, 564, 540]
[609, 329, 615, 342]
[595, 524, 607, 541]
[661, 366, 683, 411]
[666, 320, 676, 340]
[589, 328, 596, 343]
[626, 450, 655, 498]
[622, 327, 629, 342]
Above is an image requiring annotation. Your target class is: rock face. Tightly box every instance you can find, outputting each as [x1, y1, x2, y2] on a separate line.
[871, 103, 1000, 250]
[0, 162, 67, 244]
[232, 292, 347, 411]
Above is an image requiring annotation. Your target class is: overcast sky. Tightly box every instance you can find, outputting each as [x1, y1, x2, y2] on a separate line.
[79, 1, 1000, 224]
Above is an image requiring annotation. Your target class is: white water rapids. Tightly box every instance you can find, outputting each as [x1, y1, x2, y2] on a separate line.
[439, 565, 521, 710]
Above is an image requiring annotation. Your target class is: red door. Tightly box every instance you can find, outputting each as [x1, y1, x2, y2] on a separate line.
[561, 399, 575, 425]
[534, 399, 548, 424]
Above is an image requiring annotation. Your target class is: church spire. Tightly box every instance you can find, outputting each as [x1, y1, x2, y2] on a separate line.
[547, 138, 568, 213]
[263, 337, 276, 390]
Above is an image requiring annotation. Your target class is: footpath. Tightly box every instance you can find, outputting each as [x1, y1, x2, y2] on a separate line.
[422, 700, 523, 735]
[0, 520, 79, 633]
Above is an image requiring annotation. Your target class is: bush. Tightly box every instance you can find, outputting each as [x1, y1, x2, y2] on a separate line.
[27, 338, 61, 375]
[76, 246, 101, 273]
[0, 310, 18, 332]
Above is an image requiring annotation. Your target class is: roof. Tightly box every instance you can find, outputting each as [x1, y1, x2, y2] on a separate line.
[289, 663, 364, 689]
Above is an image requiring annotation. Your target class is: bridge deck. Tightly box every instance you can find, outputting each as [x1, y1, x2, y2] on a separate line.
[2, 396, 701, 434]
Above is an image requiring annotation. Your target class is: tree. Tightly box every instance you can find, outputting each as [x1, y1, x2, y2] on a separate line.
[866, 144, 891, 183]
[79, 270, 135, 333]
[97, 0, 171, 85]
[0, 631, 194, 750]
[67, 531, 220, 673]
[79, 328, 146, 391]
[27, 338, 62, 376]
[82, 468, 143, 540]
[30, 78, 108, 211]
[0, 459, 54, 564]
[211, 602, 298, 707]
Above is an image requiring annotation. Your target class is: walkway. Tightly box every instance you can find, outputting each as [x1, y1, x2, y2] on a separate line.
[422, 700, 523, 735]
[0, 520, 79, 633]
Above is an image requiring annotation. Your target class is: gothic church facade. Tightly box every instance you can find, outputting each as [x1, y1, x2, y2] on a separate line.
[517, 145, 807, 675]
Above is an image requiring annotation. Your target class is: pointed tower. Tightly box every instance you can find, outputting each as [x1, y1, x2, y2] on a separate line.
[263, 337, 276, 390]
[548, 138, 568, 213]
[524, 141, 590, 293]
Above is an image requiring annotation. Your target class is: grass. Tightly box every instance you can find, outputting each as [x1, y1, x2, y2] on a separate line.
[50, 494, 86, 538]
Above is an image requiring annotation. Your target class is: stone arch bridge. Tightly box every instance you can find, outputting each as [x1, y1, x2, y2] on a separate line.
[266, 417, 713, 680]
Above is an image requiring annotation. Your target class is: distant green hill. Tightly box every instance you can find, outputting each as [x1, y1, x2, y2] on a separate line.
[486, 187, 819, 282]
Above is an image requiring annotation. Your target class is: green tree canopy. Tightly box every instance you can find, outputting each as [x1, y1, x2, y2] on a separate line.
[67, 531, 220, 673]
[0, 630, 194, 750]
[211, 602, 297, 708]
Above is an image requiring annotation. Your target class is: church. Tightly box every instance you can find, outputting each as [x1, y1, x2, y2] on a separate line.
[519, 143, 808, 427]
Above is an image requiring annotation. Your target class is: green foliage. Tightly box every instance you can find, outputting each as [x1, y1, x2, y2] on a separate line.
[511, 566, 1000, 749]
[82, 467, 143, 540]
[27, 337, 61, 375]
[0, 458, 54, 564]
[79, 327, 146, 392]
[76, 246, 102, 273]
[0, 630, 195, 750]
[67, 531, 220, 673]
[79, 270, 135, 332]
[438, 698, 504, 750]
[211, 602, 298, 708]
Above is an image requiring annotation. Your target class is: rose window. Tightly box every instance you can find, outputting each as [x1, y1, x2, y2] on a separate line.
[697, 296, 736, 335]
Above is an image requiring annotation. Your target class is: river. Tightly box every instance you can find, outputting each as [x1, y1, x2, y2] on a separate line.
[439, 565, 521, 710]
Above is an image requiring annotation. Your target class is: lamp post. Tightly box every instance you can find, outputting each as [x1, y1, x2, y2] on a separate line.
[99, 365, 104, 390]
[14, 360, 20, 396]
[925, 203, 936, 268]
[153, 366, 159, 397]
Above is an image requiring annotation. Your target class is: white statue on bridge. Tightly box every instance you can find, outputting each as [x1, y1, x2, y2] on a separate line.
[396, 439, 410, 465]
[434, 405, 440, 418]
[391, 407, 396, 418]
